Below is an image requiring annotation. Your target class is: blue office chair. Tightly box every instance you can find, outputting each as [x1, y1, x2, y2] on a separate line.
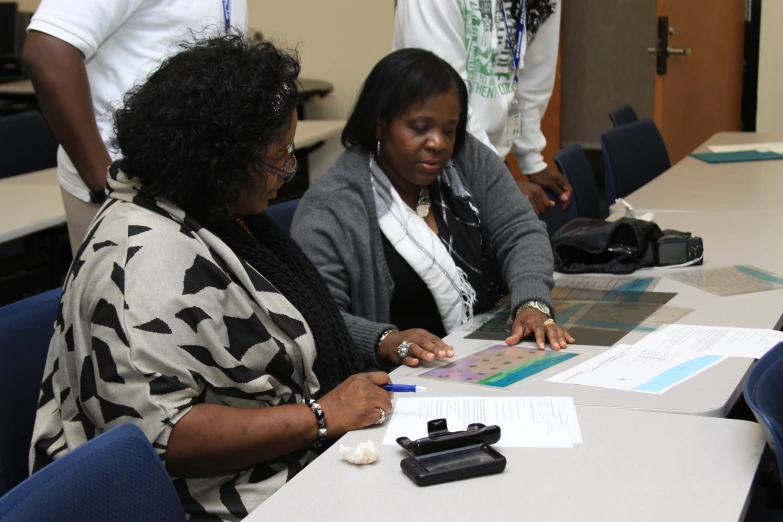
[266, 198, 300, 233]
[0, 423, 187, 521]
[0, 112, 58, 179]
[744, 342, 783, 467]
[608, 104, 639, 127]
[0, 287, 61, 496]
[599, 118, 670, 211]
[553, 144, 601, 220]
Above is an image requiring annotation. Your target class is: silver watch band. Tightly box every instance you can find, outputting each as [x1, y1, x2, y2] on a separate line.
[515, 300, 552, 319]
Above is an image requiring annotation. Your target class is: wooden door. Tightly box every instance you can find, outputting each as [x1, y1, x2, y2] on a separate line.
[653, 0, 745, 163]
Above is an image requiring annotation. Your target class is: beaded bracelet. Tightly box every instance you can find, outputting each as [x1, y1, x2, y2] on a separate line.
[376, 328, 398, 351]
[304, 397, 327, 449]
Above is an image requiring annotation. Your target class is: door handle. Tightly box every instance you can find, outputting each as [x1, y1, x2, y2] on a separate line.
[647, 47, 691, 56]
[648, 17, 691, 75]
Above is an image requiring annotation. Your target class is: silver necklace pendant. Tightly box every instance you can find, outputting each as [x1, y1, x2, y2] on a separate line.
[416, 187, 431, 218]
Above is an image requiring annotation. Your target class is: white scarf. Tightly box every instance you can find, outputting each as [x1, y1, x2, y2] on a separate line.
[370, 156, 476, 333]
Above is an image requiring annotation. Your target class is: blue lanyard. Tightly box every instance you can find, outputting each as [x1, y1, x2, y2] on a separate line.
[498, 0, 525, 85]
[222, 0, 231, 34]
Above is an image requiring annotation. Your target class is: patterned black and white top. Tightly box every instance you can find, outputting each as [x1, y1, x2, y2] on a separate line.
[30, 168, 321, 521]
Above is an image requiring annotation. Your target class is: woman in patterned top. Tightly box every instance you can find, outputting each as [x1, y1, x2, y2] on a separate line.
[29, 35, 392, 521]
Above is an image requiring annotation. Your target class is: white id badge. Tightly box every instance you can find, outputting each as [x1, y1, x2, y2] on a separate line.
[507, 99, 522, 141]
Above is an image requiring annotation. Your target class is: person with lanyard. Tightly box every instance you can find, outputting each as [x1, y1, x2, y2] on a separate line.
[23, 0, 248, 255]
[392, 0, 572, 217]
[291, 49, 574, 371]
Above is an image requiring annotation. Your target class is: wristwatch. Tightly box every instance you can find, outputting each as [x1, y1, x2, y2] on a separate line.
[515, 300, 552, 319]
[89, 187, 107, 204]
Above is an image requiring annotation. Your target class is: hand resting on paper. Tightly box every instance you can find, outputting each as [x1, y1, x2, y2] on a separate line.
[505, 308, 575, 350]
[379, 328, 455, 367]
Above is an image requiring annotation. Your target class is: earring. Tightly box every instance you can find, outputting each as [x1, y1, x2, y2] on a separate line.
[376, 140, 381, 157]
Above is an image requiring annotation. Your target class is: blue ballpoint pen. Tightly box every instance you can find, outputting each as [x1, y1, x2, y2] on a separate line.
[381, 384, 427, 392]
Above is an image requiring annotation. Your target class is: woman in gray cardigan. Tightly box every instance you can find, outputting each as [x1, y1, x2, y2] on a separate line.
[291, 49, 573, 368]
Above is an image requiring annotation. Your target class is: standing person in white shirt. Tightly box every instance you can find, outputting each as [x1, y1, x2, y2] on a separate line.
[393, 0, 572, 216]
[22, 0, 248, 254]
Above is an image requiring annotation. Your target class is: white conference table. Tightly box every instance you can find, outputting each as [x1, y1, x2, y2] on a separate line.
[243, 131, 776, 521]
[612, 132, 783, 213]
[389, 204, 783, 417]
[244, 407, 763, 522]
[0, 120, 345, 244]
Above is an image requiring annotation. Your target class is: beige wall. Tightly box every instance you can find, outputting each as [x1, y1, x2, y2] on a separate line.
[248, 0, 394, 178]
[15, 0, 39, 12]
[757, 0, 783, 133]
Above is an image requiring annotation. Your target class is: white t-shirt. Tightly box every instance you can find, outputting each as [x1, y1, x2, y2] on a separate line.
[28, 0, 248, 202]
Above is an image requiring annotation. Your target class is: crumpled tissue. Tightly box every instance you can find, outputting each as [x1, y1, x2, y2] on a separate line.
[339, 440, 380, 464]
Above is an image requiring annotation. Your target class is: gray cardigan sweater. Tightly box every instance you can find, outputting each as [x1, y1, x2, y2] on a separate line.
[291, 134, 554, 365]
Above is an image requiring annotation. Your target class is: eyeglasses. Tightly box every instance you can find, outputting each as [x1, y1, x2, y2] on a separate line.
[259, 142, 298, 183]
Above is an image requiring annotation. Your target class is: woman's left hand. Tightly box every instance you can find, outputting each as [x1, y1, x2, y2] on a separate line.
[505, 308, 575, 350]
[379, 329, 454, 367]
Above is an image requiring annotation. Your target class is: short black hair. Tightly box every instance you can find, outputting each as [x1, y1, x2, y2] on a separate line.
[112, 34, 300, 223]
[342, 48, 469, 155]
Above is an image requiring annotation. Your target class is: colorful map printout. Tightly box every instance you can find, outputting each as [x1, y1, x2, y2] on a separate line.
[416, 344, 578, 388]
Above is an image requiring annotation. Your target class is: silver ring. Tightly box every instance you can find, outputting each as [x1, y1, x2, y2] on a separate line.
[397, 340, 411, 359]
[543, 319, 556, 327]
[374, 408, 387, 425]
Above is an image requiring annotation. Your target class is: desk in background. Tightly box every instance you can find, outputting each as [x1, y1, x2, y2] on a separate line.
[0, 79, 37, 115]
[610, 132, 783, 214]
[0, 80, 34, 95]
[0, 78, 335, 118]
[0, 79, 339, 200]
[0, 120, 345, 245]
[0, 168, 60, 245]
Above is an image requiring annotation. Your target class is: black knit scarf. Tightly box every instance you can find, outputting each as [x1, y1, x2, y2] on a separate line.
[429, 175, 507, 315]
[207, 213, 367, 394]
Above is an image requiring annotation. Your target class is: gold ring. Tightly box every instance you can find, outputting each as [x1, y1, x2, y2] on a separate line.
[543, 319, 556, 327]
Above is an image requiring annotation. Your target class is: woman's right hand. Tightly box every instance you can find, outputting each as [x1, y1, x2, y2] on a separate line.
[379, 329, 454, 367]
[318, 372, 392, 438]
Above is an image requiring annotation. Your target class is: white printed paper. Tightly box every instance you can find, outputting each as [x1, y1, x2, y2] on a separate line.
[383, 397, 581, 448]
[547, 344, 726, 394]
[708, 142, 783, 154]
[633, 324, 783, 359]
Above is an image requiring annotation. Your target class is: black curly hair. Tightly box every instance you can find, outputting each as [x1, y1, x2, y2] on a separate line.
[112, 34, 300, 223]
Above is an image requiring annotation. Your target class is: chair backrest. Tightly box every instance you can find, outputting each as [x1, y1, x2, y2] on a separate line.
[0, 111, 58, 179]
[553, 144, 601, 220]
[608, 104, 640, 127]
[0, 423, 187, 522]
[538, 188, 570, 238]
[744, 342, 783, 468]
[0, 288, 61, 496]
[599, 118, 670, 209]
[266, 198, 300, 233]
